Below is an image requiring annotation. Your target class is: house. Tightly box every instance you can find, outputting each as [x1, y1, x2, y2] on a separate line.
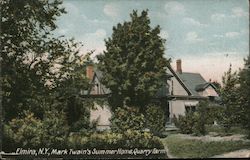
[166, 59, 219, 123]
[85, 59, 219, 130]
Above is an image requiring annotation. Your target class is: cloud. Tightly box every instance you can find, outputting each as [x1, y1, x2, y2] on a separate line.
[232, 7, 248, 17]
[164, 1, 185, 15]
[211, 13, 226, 22]
[103, 3, 119, 19]
[64, 2, 80, 15]
[80, 29, 107, 59]
[213, 34, 224, 38]
[149, 11, 167, 20]
[86, 29, 107, 38]
[182, 17, 207, 27]
[185, 32, 203, 43]
[225, 32, 240, 38]
[81, 14, 109, 25]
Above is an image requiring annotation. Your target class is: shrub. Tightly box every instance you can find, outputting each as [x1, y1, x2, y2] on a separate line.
[173, 101, 215, 135]
[193, 102, 208, 135]
[110, 106, 145, 133]
[174, 113, 196, 134]
[41, 110, 69, 148]
[3, 111, 43, 152]
[3, 110, 70, 151]
[145, 104, 165, 136]
[68, 131, 123, 149]
[123, 129, 164, 149]
[67, 130, 164, 149]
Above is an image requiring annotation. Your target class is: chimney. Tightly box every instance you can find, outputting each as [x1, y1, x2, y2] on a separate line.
[86, 64, 94, 80]
[176, 59, 182, 74]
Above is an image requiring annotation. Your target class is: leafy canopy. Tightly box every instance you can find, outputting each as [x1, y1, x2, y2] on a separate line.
[238, 56, 250, 137]
[97, 10, 169, 109]
[219, 64, 241, 131]
[1, 0, 92, 121]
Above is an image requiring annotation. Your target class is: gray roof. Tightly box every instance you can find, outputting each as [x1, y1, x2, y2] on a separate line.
[176, 72, 208, 96]
[93, 69, 111, 94]
[92, 68, 169, 97]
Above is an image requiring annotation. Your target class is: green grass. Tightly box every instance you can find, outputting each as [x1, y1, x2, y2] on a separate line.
[161, 134, 250, 158]
[207, 125, 247, 136]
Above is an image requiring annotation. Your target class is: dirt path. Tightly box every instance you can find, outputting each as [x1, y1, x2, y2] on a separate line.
[212, 149, 250, 158]
[176, 133, 249, 142]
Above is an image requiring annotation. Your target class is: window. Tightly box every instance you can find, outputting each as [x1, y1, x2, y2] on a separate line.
[185, 105, 196, 113]
[209, 96, 215, 101]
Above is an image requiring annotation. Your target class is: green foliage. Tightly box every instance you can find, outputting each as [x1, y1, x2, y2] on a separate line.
[161, 134, 250, 158]
[3, 110, 70, 151]
[40, 110, 69, 148]
[145, 104, 166, 136]
[1, 0, 93, 138]
[110, 106, 145, 133]
[1, 0, 59, 120]
[3, 111, 43, 151]
[68, 130, 164, 149]
[193, 101, 209, 135]
[122, 129, 164, 149]
[219, 65, 241, 132]
[97, 10, 170, 109]
[207, 125, 247, 136]
[68, 131, 122, 149]
[238, 56, 250, 138]
[174, 101, 213, 135]
[174, 113, 196, 134]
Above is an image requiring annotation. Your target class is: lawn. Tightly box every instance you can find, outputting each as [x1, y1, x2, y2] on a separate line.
[161, 134, 250, 158]
[207, 125, 248, 136]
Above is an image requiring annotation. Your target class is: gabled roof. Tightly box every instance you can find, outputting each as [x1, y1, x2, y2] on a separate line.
[195, 83, 212, 91]
[176, 72, 208, 96]
[166, 65, 192, 96]
[88, 68, 111, 95]
[88, 64, 217, 98]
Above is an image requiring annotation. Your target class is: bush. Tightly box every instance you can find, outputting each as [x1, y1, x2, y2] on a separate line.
[68, 131, 123, 149]
[3, 111, 44, 152]
[110, 106, 145, 133]
[123, 129, 164, 149]
[67, 130, 164, 149]
[41, 110, 69, 148]
[145, 104, 165, 136]
[3, 110, 70, 152]
[173, 101, 211, 135]
[174, 113, 196, 134]
[193, 102, 208, 135]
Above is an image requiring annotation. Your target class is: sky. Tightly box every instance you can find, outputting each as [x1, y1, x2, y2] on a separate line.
[54, 0, 249, 83]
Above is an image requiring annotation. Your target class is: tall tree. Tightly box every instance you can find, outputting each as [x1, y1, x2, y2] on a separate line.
[1, 0, 88, 121]
[238, 56, 250, 138]
[97, 10, 169, 110]
[219, 65, 241, 132]
[1, 0, 94, 151]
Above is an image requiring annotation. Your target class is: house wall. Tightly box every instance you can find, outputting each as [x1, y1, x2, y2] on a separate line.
[90, 102, 112, 130]
[169, 100, 199, 119]
[198, 86, 218, 97]
[166, 69, 189, 96]
[90, 75, 105, 95]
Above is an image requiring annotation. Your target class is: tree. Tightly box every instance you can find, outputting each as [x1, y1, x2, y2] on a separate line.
[238, 56, 250, 138]
[219, 65, 241, 132]
[1, 0, 93, 151]
[211, 81, 221, 95]
[97, 10, 169, 110]
[1, 0, 90, 121]
[145, 104, 165, 136]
